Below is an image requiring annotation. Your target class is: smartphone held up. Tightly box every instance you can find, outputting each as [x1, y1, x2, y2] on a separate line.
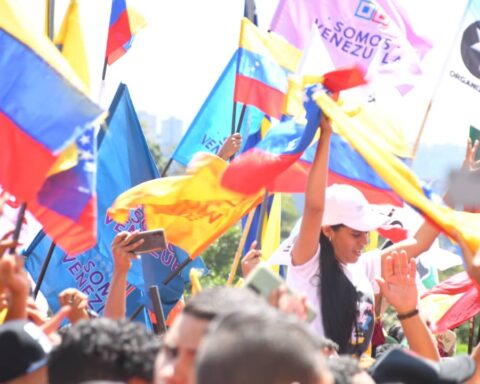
[133, 229, 167, 254]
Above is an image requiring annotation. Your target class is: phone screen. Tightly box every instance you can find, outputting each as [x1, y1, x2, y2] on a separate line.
[134, 229, 167, 254]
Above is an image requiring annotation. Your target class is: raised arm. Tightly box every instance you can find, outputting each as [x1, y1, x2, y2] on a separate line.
[291, 116, 332, 266]
[380, 137, 480, 261]
[376, 250, 440, 361]
[104, 231, 143, 319]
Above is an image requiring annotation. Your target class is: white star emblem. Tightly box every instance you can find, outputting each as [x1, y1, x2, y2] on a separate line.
[78, 135, 90, 146]
[78, 150, 94, 161]
[470, 28, 480, 53]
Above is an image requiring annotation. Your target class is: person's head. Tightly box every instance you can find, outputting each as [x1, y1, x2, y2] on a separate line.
[48, 318, 161, 384]
[318, 184, 387, 354]
[370, 346, 476, 384]
[0, 320, 52, 384]
[196, 307, 333, 384]
[327, 356, 374, 384]
[154, 286, 268, 384]
[322, 184, 387, 265]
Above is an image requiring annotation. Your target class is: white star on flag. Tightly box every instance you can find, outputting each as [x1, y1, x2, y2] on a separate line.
[78, 134, 90, 146]
[78, 150, 94, 161]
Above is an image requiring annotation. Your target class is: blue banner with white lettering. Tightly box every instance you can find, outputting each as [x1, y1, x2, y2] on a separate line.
[172, 51, 264, 166]
[25, 83, 205, 321]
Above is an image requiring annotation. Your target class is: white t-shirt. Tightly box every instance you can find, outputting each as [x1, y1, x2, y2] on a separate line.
[286, 246, 381, 355]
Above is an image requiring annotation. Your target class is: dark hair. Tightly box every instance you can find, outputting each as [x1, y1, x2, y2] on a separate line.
[183, 286, 268, 321]
[319, 226, 358, 354]
[48, 318, 161, 384]
[196, 307, 327, 384]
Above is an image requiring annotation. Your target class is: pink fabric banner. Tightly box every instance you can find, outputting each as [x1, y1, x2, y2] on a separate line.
[270, 0, 432, 93]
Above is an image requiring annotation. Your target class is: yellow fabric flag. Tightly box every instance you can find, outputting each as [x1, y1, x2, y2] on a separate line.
[108, 153, 264, 259]
[55, 0, 90, 90]
[261, 193, 281, 260]
[315, 92, 480, 252]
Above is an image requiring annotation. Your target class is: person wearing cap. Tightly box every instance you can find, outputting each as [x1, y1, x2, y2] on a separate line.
[0, 319, 52, 384]
[279, 114, 446, 357]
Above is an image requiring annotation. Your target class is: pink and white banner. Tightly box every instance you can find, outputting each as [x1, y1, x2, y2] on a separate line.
[270, 0, 432, 93]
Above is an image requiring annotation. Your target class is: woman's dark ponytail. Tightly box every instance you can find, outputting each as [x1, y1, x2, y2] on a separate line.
[319, 228, 357, 354]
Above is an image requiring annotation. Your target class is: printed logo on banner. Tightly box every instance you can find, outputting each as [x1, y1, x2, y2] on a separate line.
[354, 0, 390, 27]
[461, 21, 480, 79]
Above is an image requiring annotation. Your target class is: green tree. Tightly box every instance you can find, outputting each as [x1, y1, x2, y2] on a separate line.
[281, 194, 300, 240]
[196, 225, 242, 288]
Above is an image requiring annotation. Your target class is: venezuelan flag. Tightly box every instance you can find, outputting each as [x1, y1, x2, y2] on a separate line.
[0, 0, 102, 201]
[222, 85, 321, 195]
[270, 100, 411, 207]
[0, 0, 103, 254]
[234, 17, 301, 119]
[106, 0, 146, 65]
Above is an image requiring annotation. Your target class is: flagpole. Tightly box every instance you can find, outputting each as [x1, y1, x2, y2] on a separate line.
[235, 104, 247, 134]
[101, 58, 108, 81]
[149, 285, 167, 335]
[129, 304, 145, 321]
[32, 241, 56, 299]
[9, 202, 27, 255]
[227, 209, 255, 285]
[468, 316, 475, 354]
[45, 0, 55, 40]
[163, 257, 192, 285]
[410, 1, 470, 162]
[231, 100, 238, 136]
[411, 100, 432, 159]
[255, 189, 270, 248]
[161, 158, 174, 178]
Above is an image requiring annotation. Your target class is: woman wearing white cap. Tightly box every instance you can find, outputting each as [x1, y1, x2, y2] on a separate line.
[286, 115, 442, 357]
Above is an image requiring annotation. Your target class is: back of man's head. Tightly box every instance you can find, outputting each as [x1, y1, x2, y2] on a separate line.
[196, 307, 330, 384]
[183, 286, 268, 320]
[48, 318, 161, 384]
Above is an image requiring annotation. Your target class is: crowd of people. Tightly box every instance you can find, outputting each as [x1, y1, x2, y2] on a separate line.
[1, 119, 480, 384]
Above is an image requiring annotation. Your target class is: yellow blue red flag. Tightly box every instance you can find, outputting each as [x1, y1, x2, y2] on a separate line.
[0, 0, 103, 254]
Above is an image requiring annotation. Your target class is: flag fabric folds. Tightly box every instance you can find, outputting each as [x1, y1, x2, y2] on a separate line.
[172, 51, 264, 167]
[106, 0, 146, 65]
[28, 124, 97, 255]
[420, 272, 480, 333]
[270, 0, 431, 92]
[0, 0, 103, 254]
[315, 91, 480, 252]
[25, 84, 202, 319]
[55, 0, 90, 90]
[234, 17, 302, 119]
[222, 85, 322, 195]
[108, 153, 264, 259]
[270, 100, 411, 206]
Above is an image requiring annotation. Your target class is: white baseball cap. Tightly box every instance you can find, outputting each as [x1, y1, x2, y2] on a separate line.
[323, 184, 389, 231]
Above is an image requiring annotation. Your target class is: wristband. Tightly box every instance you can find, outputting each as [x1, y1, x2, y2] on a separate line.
[397, 308, 419, 321]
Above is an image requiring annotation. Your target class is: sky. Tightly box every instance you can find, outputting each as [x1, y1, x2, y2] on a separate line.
[18, 0, 471, 153]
